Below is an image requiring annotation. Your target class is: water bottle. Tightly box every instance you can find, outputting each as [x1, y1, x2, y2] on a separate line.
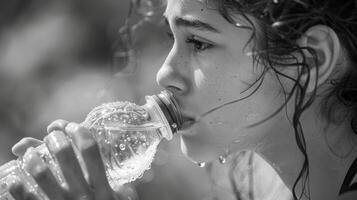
[0, 90, 183, 200]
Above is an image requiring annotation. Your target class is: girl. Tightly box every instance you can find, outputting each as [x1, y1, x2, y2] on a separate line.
[9, 0, 357, 199]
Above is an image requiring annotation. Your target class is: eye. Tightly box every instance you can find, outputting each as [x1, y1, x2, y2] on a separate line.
[186, 36, 213, 53]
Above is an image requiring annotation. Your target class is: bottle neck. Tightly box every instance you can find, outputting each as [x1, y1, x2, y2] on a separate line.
[147, 90, 182, 140]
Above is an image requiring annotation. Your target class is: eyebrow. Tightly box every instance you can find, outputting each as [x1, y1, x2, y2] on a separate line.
[165, 17, 220, 33]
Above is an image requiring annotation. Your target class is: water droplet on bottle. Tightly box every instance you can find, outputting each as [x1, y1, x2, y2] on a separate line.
[119, 143, 126, 151]
[140, 135, 146, 142]
[171, 123, 177, 129]
[218, 155, 227, 164]
[197, 162, 206, 168]
[97, 128, 105, 135]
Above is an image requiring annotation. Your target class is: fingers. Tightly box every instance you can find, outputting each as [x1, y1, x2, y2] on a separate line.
[22, 148, 65, 200]
[9, 179, 27, 200]
[8, 176, 38, 200]
[114, 184, 139, 200]
[65, 123, 114, 199]
[11, 119, 69, 157]
[44, 131, 91, 198]
[12, 138, 43, 157]
[47, 119, 69, 133]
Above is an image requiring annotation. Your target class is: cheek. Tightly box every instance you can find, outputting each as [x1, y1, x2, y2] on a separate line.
[193, 68, 206, 88]
[181, 100, 263, 152]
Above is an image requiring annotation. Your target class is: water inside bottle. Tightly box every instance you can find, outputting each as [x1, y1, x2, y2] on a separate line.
[97, 124, 163, 189]
[83, 101, 165, 189]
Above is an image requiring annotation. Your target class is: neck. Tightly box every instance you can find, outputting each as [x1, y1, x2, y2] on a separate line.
[257, 100, 357, 200]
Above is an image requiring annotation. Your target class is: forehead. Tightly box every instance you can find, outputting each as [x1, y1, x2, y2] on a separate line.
[164, 0, 223, 23]
[165, 0, 205, 12]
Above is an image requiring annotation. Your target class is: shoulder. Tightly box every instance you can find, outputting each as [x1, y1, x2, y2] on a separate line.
[208, 151, 293, 200]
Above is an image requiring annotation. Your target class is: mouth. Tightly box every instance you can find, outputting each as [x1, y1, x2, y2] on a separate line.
[180, 115, 196, 130]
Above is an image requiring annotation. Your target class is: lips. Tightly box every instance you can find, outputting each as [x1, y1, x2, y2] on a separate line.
[180, 115, 196, 130]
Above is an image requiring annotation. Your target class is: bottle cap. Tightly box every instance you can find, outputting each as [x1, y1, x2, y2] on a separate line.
[151, 90, 183, 137]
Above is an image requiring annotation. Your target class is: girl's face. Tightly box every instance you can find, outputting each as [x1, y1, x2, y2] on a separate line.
[157, 0, 291, 163]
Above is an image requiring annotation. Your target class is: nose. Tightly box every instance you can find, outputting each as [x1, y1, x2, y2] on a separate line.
[156, 46, 190, 95]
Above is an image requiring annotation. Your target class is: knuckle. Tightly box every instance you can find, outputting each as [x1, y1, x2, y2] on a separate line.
[65, 123, 92, 139]
[22, 148, 51, 182]
[44, 131, 73, 157]
[65, 122, 81, 133]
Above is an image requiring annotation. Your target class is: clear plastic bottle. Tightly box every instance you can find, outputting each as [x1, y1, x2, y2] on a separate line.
[0, 90, 182, 200]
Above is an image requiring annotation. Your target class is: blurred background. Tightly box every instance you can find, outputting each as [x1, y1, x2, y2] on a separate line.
[0, 0, 292, 199]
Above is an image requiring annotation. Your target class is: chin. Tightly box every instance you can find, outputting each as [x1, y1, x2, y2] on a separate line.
[179, 135, 219, 163]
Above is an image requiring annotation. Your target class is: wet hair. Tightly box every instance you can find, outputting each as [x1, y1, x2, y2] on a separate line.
[205, 0, 357, 199]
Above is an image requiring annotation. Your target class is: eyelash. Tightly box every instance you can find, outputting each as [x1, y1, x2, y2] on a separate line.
[166, 32, 213, 53]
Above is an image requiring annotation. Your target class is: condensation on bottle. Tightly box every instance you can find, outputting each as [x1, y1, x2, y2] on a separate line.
[0, 90, 182, 200]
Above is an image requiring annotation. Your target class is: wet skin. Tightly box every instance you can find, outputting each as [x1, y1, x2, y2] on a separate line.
[157, 0, 291, 163]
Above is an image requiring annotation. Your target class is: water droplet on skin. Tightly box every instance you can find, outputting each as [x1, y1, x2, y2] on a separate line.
[197, 162, 206, 168]
[119, 143, 126, 151]
[245, 51, 255, 57]
[218, 155, 227, 164]
[140, 135, 146, 141]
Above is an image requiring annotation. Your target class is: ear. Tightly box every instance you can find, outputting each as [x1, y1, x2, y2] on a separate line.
[297, 25, 342, 93]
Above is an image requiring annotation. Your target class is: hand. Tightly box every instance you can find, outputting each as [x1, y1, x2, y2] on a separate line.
[9, 119, 138, 200]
